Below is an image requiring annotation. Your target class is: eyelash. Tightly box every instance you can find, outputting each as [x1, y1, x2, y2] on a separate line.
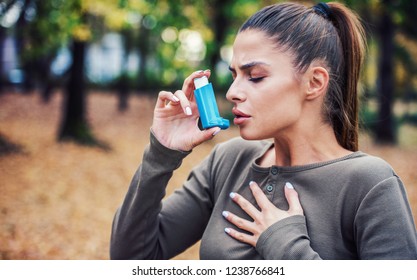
[229, 72, 264, 83]
[249, 77, 264, 83]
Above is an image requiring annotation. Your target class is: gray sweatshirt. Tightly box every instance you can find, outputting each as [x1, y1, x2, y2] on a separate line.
[110, 132, 417, 259]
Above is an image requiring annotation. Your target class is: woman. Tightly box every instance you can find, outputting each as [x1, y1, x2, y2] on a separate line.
[110, 2, 417, 259]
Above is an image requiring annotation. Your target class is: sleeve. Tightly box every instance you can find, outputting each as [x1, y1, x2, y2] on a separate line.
[256, 215, 322, 260]
[354, 176, 417, 259]
[110, 131, 215, 260]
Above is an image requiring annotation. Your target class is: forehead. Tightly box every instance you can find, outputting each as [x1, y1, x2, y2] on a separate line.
[231, 30, 280, 65]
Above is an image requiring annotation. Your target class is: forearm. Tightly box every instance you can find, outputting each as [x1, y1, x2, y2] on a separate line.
[256, 215, 322, 260]
[110, 132, 190, 260]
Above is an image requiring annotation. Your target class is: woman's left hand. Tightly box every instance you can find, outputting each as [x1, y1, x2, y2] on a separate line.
[222, 181, 304, 247]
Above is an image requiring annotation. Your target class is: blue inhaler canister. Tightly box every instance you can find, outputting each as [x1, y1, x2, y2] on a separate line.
[193, 76, 229, 130]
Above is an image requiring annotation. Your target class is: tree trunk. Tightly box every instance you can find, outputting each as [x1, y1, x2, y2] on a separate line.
[0, 27, 5, 93]
[118, 74, 129, 111]
[375, 3, 396, 144]
[16, 0, 36, 92]
[137, 25, 150, 91]
[118, 29, 133, 111]
[209, 0, 230, 74]
[58, 39, 93, 144]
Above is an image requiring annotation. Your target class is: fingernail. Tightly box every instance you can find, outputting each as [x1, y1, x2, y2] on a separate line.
[172, 95, 180, 102]
[185, 106, 192, 116]
[229, 192, 236, 199]
[222, 211, 229, 218]
[249, 181, 255, 185]
[224, 228, 231, 233]
[286, 182, 294, 189]
[212, 128, 221, 136]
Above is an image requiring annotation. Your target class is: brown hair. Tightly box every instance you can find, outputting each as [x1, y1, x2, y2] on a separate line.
[240, 2, 366, 151]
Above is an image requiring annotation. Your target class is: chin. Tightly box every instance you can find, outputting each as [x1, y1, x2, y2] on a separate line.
[239, 128, 267, 141]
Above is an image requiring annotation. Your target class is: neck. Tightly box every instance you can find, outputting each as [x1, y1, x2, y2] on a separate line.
[266, 123, 352, 167]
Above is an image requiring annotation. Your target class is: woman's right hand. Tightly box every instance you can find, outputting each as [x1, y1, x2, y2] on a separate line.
[151, 70, 221, 152]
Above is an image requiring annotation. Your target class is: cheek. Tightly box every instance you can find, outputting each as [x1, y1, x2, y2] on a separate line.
[259, 84, 301, 112]
[258, 92, 303, 128]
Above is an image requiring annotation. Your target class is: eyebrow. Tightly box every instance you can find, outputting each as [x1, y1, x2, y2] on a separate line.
[228, 61, 270, 72]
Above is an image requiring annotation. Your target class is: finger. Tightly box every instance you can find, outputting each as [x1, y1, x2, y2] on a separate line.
[229, 191, 261, 221]
[248, 181, 275, 211]
[193, 127, 222, 145]
[182, 69, 212, 98]
[224, 227, 256, 247]
[180, 127, 221, 151]
[284, 182, 304, 215]
[222, 210, 256, 233]
[156, 91, 179, 108]
[174, 90, 192, 116]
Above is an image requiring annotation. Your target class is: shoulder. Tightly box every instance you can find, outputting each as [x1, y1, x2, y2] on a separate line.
[339, 152, 404, 200]
[346, 152, 397, 182]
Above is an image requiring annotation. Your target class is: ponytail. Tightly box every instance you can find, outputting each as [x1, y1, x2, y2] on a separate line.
[326, 2, 366, 151]
[240, 2, 367, 151]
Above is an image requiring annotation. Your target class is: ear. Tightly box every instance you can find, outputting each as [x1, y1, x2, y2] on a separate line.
[305, 66, 329, 100]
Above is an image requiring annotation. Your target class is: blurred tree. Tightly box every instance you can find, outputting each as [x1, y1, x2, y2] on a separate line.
[375, 0, 396, 143]
[346, 0, 417, 144]
[59, 37, 93, 144]
[10, 0, 80, 104]
[201, 0, 233, 82]
[58, 0, 145, 144]
[57, 1, 95, 145]
[0, 26, 5, 93]
[26, 0, 68, 102]
[116, 0, 145, 111]
[117, 28, 133, 111]
[15, 0, 34, 92]
[0, 0, 40, 153]
[373, 0, 417, 143]
[1, 0, 65, 95]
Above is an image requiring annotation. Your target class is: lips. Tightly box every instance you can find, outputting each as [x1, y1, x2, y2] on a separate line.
[232, 108, 251, 125]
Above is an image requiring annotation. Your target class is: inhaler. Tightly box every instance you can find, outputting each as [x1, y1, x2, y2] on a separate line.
[193, 76, 230, 130]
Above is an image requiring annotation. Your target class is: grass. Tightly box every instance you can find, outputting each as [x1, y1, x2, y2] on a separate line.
[0, 91, 416, 260]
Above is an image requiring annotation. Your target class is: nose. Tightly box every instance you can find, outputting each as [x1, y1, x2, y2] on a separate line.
[226, 80, 246, 103]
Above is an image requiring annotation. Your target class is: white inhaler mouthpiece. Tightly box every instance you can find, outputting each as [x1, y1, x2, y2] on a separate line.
[193, 76, 229, 130]
[194, 76, 209, 89]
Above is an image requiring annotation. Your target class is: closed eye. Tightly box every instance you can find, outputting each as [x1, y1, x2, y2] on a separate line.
[249, 77, 264, 83]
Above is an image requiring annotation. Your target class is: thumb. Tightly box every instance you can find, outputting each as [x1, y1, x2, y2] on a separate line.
[284, 182, 304, 216]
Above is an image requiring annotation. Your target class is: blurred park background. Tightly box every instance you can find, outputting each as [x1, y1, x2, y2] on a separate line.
[0, 0, 417, 259]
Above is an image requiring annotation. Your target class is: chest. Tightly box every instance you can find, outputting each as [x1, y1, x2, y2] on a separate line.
[199, 166, 359, 259]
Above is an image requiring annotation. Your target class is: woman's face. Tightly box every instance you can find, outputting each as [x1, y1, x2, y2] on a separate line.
[226, 29, 306, 140]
